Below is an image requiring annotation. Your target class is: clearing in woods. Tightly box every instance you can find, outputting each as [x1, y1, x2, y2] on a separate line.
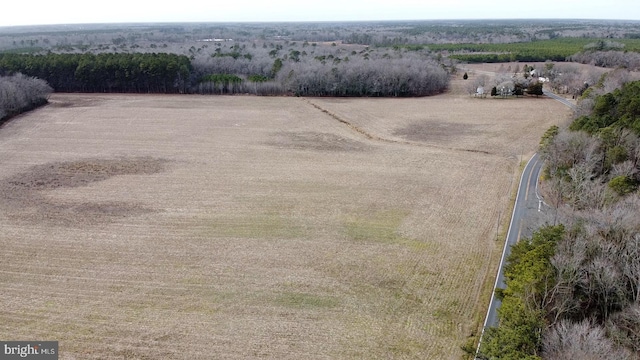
[0, 78, 570, 359]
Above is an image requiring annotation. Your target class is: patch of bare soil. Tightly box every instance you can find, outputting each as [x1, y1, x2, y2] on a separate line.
[0, 157, 167, 225]
[269, 131, 369, 152]
[394, 122, 484, 143]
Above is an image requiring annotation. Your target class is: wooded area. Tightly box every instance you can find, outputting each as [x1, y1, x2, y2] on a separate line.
[477, 76, 640, 359]
[2, 20, 640, 98]
[0, 46, 450, 96]
[0, 73, 51, 124]
[436, 38, 640, 67]
[0, 53, 191, 93]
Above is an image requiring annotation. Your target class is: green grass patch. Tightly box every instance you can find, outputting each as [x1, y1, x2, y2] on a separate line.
[344, 209, 431, 250]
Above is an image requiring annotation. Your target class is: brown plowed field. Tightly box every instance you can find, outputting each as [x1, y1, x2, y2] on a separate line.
[0, 82, 570, 359]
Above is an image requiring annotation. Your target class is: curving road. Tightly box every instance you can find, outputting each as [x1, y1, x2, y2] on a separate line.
[479, 153, 546, 330]
[475, 89, 575, 357]
[543, 89, 576, 108]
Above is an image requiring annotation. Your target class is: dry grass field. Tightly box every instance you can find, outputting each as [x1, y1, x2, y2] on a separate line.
[0, 79, 570, 359]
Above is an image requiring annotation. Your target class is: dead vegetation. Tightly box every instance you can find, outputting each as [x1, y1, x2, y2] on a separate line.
[0, 91, 570, 359]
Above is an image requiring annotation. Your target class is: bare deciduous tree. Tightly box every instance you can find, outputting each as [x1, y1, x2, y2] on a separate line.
[549, 233, 586, 322]
[542, 319, 634, 360]
[606, 302, 640, 352]
[571, 51, 640, 72]
[0, 73, 52, 122]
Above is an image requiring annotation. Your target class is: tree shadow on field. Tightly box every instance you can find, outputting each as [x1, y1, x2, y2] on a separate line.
[0, 157, 168, 226]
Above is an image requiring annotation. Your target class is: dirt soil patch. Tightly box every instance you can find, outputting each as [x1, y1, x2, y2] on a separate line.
[268, 131, 369, 152]
[0, 157, 167, 225]
[394, 121, 484, 143]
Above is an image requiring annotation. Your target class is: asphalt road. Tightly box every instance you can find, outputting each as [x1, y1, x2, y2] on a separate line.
[475, 87, 576, 357]
[482, 153, 545, 328]
[474, 150, 550, 359]
[543, 89, 577, 108]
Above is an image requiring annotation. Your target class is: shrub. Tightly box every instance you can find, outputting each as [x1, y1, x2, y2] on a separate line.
[608, 175, 638, 195]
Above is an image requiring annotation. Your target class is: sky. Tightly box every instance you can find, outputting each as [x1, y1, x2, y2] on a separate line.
[1, 0, 639, 27]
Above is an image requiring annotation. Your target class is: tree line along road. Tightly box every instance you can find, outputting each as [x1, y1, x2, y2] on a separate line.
[475, 89, 576, 357]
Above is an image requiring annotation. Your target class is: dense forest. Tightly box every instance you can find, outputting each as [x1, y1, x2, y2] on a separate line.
[476, 76, 640, 359]
[0, 53, 191, 93]
[436, 38, 640, 66]
[0, 45, 450, 96]
[192, 43, 449, 96]
[0, 73, 51, 124]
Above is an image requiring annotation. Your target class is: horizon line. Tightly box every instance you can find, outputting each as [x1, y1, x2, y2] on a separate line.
[2, 17, 640, 29]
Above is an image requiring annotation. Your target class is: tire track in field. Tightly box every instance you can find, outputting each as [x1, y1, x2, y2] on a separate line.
[303, 98, 493, 156]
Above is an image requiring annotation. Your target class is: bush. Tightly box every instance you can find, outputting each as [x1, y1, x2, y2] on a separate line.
[608, 175, 638, 195]
[478, 226, 564, 359]
[539, 125, 559, 150]
[248, 74, 270, 82]
[527, 82, 544, 96]
[569, 81, 640, 135]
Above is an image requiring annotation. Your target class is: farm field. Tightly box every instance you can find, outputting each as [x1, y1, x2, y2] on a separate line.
[0, 83, 570, 359]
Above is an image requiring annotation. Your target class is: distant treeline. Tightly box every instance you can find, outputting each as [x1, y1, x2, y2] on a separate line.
[449, 52, 566, 63]
[0, 53, 191, 93]
[431, 38, 640, 63]
[283, 58, 448, 97]
[4, 20, 637, 54]
[570, 50, 640, 71]
[0, 73, 52, 124]
[189, 42, 451, 97]
[0, 48, 451, 97]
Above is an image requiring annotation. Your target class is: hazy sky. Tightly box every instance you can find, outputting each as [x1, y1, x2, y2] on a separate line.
[1, 0, 639, 27]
